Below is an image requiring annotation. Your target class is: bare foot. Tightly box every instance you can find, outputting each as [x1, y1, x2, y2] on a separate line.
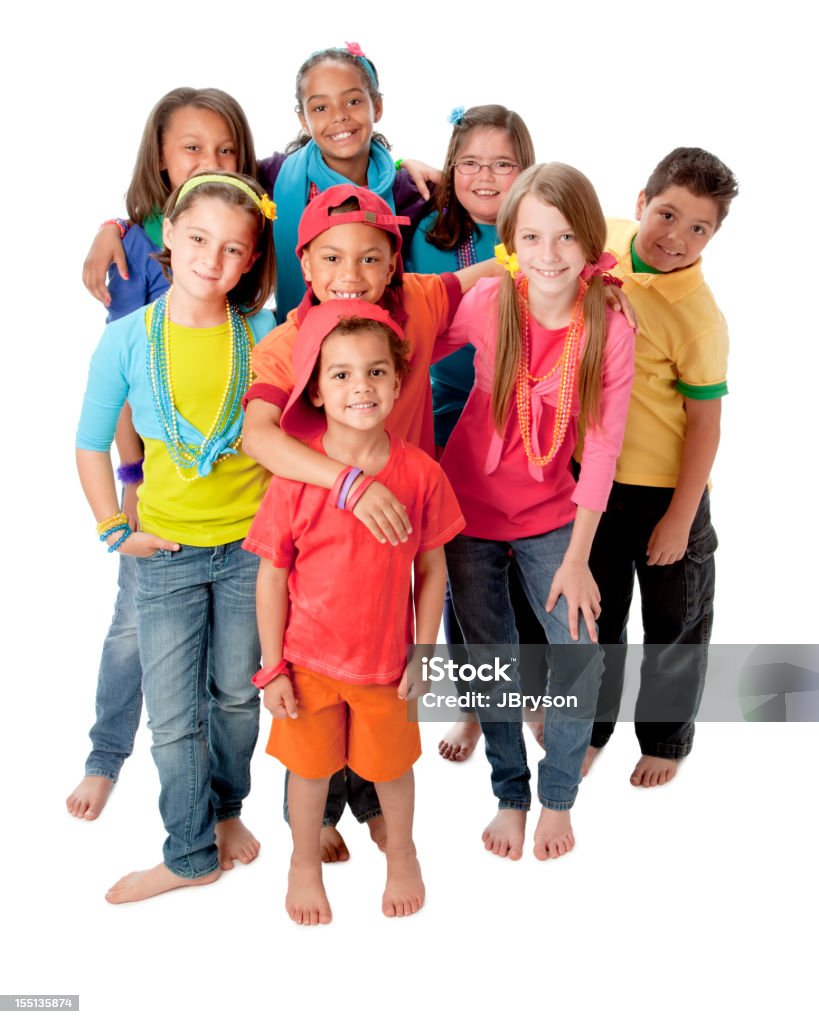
[382, 845, 425, 918]
[525, 718, 545, 749]
[366, 813, 388, 852]
[214, 818, 260, 870]
[287, 857, 332, 925]
[481, 808, 526, 860]
[319, 825, 350, 863]
[438, 717, 482, 761]
[66, 776, 114, 820]
[105, 863, 220, 904]
[582, 744, 602, 778]
[533, 807, 575, 860]
[630, 755, 678, 787]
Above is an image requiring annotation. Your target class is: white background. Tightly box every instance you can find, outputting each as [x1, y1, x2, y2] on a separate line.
[1, 2, 817, 1021]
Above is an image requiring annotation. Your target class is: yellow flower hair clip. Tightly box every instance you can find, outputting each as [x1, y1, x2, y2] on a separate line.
[494, 243, 519, 277]
[259, 194, 277, 221]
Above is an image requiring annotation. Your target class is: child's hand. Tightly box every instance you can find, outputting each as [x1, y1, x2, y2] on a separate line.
[400, 158, 442, 201]
[122, 484, 140, 532]
[113, 531, 180, 558]
[264, 676, 299, 718]
[546, 558, 601, 642]
[350, 480, 412, 546]
[646, 513, 691, 566]
[82, 224, 129, 307]
[603, 284, 638, 331]
[398, 653, 427, 701]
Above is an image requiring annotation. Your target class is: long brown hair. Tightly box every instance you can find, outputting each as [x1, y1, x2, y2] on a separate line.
[492, 163, 608, 433]
[126, 87, 257, 226]
[155, 172, 276, 316]
[426, 105, 535, 250]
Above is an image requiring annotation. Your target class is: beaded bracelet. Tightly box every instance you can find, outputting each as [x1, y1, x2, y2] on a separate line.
[107, 525, 132, 553]
[601, 272, 624, 289]
[117, 459, 144, 485]
[100, 218, 130, 239]
[96, 511, 128, 537]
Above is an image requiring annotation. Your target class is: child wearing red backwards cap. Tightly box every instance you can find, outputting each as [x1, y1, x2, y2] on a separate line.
[243, 300, 464, 924]
[242, 183, 491, 861]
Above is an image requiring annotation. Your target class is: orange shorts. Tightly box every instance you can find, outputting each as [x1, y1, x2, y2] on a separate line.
[266, 665, 421, 783]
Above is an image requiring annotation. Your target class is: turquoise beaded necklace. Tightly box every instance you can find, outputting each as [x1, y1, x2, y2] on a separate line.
[147, 288, 251, 481]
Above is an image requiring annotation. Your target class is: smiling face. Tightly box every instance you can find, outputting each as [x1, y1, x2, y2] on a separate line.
[513, 194, 586, 314]
[452, 127, 521, 226]
[300, 221, 397, 303]
[310, 327, 400, 432]
[160, 106, 239, 190]
[297, 60, 381, 179]
[634, 185, 719, 272]
[163, 196, 259, 309]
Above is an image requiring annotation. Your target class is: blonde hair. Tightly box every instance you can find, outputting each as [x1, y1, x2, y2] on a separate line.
[492, 162, 608, 434]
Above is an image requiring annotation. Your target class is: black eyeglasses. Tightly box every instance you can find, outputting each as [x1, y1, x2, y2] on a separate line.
[454, 160, 520, 176]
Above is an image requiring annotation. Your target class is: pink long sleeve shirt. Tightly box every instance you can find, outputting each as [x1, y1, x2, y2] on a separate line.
[438, 279, 635, 541]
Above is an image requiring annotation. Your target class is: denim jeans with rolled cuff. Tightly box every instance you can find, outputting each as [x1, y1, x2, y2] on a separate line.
[589, 485, 716, 759]
[84, 553, 143, 782]
[135, 541, 261, 878]
[446, 524, 602, 811]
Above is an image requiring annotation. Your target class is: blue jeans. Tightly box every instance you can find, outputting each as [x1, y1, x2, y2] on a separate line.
[589, 486, 716, 758]
[85, 554, 143, 781]
[446, 525, 602, 811]
[135, 542, 261, 878]
[283, 767, 383, 828]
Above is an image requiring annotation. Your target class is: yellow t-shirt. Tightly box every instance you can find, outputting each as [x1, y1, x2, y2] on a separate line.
[139, 317, 269, 545]
[605, 218, 728, 487]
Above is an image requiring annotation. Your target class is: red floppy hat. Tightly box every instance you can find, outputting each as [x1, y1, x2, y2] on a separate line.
[280, 299, 405, 441]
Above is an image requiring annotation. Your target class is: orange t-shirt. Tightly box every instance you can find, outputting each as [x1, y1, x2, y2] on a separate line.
[245, 274, 461, 455]
[243, 433, 465, 685]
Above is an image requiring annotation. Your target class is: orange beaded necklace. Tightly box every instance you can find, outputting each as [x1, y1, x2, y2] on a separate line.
[514, 275, 587, 467]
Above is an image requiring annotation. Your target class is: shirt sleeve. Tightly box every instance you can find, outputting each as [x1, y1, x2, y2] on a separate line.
[106, 229, 165, 323]
[246, 317, 298, 410]
[431, 276, 495, 364]
[242, 478, 296, 567]
[418, 458, 466, 551]
[572, 312, 636, 511]
[675, 315, 729, 400]
[75, 322, 130, 451]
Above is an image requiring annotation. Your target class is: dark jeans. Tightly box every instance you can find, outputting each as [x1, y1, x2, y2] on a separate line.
[284, 768, 382, 828]
[589, 485, 717, 758]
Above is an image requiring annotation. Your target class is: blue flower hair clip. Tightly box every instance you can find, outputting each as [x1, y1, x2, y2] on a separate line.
[448, 106, 465, 126]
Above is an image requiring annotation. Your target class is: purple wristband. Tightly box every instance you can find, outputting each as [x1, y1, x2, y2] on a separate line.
[337, 467, 364, 509]
[117, 459, 144, 485]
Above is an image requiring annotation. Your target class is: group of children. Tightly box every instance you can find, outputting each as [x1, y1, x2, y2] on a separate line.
[68, 42, 739, 925]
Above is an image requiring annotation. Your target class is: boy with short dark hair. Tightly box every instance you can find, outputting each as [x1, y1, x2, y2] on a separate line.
[244, 300, 464, 923]
[583, 147, 739, 786]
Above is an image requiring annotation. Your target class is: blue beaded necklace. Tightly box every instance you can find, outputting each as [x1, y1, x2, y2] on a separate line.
[456, 230, 478, 270]
[147, 288, 251, 481]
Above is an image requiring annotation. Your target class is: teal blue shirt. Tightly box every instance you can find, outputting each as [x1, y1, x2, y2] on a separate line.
[407, 216, 497, 446]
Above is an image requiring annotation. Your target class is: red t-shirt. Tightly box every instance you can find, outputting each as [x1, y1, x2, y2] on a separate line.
[243, 433, 465, 685]
[245, 274, 462, 456]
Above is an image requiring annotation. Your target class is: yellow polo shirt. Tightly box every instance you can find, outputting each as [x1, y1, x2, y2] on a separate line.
[606, 218, 728, 488]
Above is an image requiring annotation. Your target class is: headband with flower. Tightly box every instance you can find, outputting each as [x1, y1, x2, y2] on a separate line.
[175, 174, 276, 221]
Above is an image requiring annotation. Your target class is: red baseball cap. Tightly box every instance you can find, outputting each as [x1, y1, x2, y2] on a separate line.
[280, 299, 406, 441]
[296, 184, 411, 259]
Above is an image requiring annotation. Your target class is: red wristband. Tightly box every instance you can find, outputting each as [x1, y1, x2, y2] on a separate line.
[251, 659, 290, 689]
[100, 218, 130, 239]
[344, 475, 375, 513]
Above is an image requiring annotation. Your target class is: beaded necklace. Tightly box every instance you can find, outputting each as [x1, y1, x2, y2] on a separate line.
[456, 230, 478, 270]
[515, 276, 587, 468]
[147, 288, 251, 481]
